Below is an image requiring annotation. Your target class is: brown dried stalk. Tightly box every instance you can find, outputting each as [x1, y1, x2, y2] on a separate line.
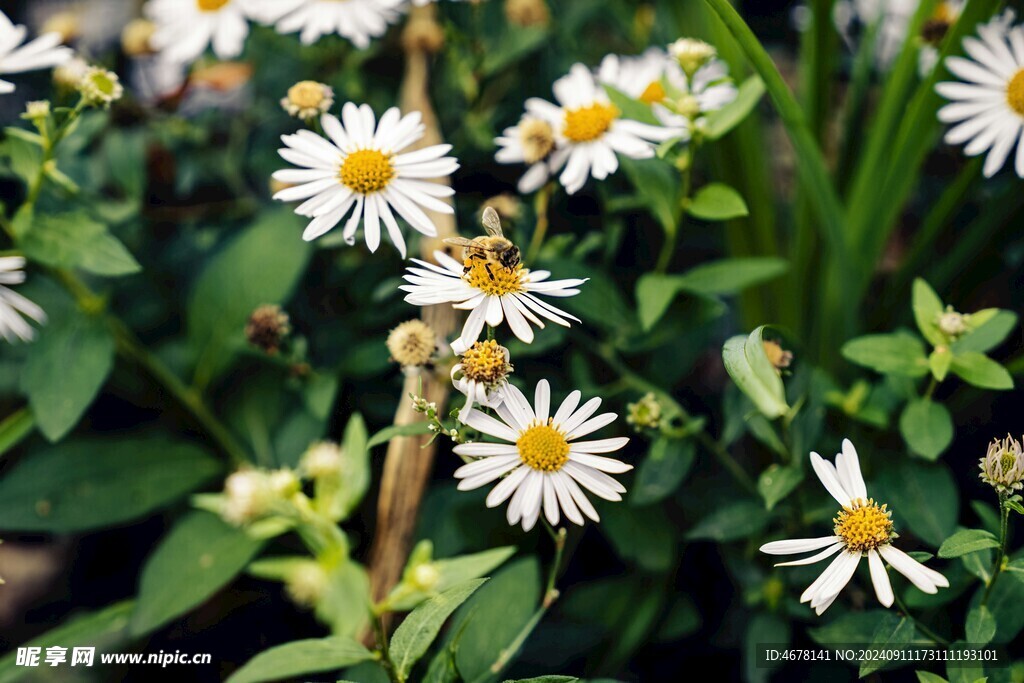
[367, 3, 459, 606]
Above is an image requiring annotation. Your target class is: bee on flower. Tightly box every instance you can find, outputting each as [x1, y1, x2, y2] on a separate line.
[453, 379, 632, 531]
[760, 440, 949, 615]
[401, 208, 586, 351]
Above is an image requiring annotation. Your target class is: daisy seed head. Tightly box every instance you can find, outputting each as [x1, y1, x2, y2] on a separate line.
[979, 434, 1024, 493]
[936, 306, 968, 338]
[563, 102, 620, 143]
[285, 562, 329, 607]
[626, 392, 662, 432]
[301, 441, 344, 479]
[833, 499, 894, 553]
[281, 80, 334, 120]
[517, 421, 570, 472]
[401, 15, 446, 53]
[668, 38, 717, 76]
[763, 340, 794, 372]
[78, 67, 123, 107]
[518, 117, 556, 164]
[122, 19, 158, 56]
[387, 319, 439, 368]
[245, 304, 291, 355]
[504, 0, 550, 27]
[458, 340, 513, 386]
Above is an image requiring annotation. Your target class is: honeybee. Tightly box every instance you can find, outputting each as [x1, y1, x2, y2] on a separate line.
[444, 207, 522, 281]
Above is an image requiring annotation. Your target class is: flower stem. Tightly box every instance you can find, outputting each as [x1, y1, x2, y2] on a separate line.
[476, 526, 566, 682]
[525, 183, 553, 264]
[982, 493, 1010, 606]
[656, 163, 692, 274]
[892, 590, 949, 646]
[371, 612, 401, 683]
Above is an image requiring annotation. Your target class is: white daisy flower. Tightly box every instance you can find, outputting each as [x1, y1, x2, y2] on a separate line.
[145, 0, 253, 65]
[494, 114, 560, 194]
[271, 103, 459, 256]
[834, 0, 919, 70]
[0, 257, 47, 343]
[0, 10, 73, 95]
[400, 249, 586, 352]
[760, 439, 949, 615]
[597, 48, 674, 105]
[452, 339, 513, 421]
[453, 379, 631, 531]
[936, 11, 1024, 177]
[249, 0, 405, 49]
[526, 63, 680, 194]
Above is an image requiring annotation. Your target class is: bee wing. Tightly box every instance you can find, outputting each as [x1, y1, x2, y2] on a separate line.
[481, 207, 504, 238]
[443, 237, 477, 248]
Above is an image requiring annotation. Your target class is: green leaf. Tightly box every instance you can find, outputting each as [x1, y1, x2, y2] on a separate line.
[21, 306, 115, 441]
[602, 503, 677, 571]
[686, 500, 770, 542]
[480, 26, 549, 76]
[929, 347, 953, 382]
[722, 326, 789, 419]
[603, 85, 660, 126]
[0, 408, 34, 459]
[686, 183, 749, 221]
[619, 156, 680, 235]
[859, 613, 915, 677]
[130, 511, 265, 635]
[367, 421, 434, 449]
[899, 399, 953, 460]
[19, 212, 141, 277]
[390, 579, 487, 681]
[912, 278, 946, 347]
[937, 529, 1000, 558]
[226, 637, 374, 683]
[965, 606, 996, 645]
[757, 464, 804, 511]
[874, 459, 958, 547]
[504, 678, 579, 683]
[0, 601, 135, 683]
[315, 561, 372, 637]
[950, 353, 1013, 390]
[745, 613, 788, 683]
[630, 437, 695, 506]
[188, 210, 313, 383]
[810, 610, 890, 645]
[979, 556, 1024, 641]
[0, 437, 221, 532]
[954, 310, 1017, 354]
[446, 559, 542, 682]
[384, 545, 516, 612]
[704, 75, 766, 140]
[841, 333, 930, 377]
[916, 673, 949, 683]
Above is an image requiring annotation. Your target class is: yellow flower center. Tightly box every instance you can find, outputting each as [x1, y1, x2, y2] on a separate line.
[563, 103, 619, 143]
[340, 149, 395, 195]
[197, 0, 230, 11]
[288, 81, 327, 110]
[519, 117, 555, 164]
[1007, 69, 1024, 117]
[1000, 450, 1018, 475]
[517, 422, 570, 472]
[639, 81, 666, 105]
[833, 499, 894, 553]
[464, 259, 524, 296]
[460, 340, 510, 384]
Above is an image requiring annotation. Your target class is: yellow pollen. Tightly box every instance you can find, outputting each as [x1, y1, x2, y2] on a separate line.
[1000, 450, 1018, 474]
[197, 0, 230, 11]
[287, 81, 327, 109]
[833, 499, 894, 553]
[639, 81, 666, 105]
[340, 149, 395, 194]
[464, 259, 524, 296]
[563, 103, 619, 143]
[460, 340, 510, 384]
[519, 118, 555, 164]
[517, 422, 570, 472]
[1007, 69, 1024, 117]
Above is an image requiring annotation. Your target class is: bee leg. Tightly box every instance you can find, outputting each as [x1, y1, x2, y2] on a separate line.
[485, 263, 496, 281]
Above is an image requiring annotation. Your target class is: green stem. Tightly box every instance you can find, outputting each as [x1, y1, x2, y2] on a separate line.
[371, 612, 401, 683]
[525, 183, 553, 264]
[656, 163, 692, 274]
[982, 494, 1010, 606]
[923, 377, 938, 401]
[594, 342, 757, 494]
[475, 527, 567, 683]
[892, 590, 949, 646]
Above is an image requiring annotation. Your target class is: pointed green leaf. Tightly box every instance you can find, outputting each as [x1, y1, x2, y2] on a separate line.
[841, 333, 929, 377]
[938, 529, 1000, 558]
[18, 212, 140, 277]
[955, 310, 1017, 354]
[631, 437, 695, 506]
[686, 183, 749, 221]
[950, 353, 1013, 390]
[912, 279, 946, 347]
[929, 347, 953, 381]
[966, 606, 996, 645]
[757, 464, 804, 511]
[226, 637, 374, 683]
[704, 75, 766, 140]
[722, 326, 789, 419]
